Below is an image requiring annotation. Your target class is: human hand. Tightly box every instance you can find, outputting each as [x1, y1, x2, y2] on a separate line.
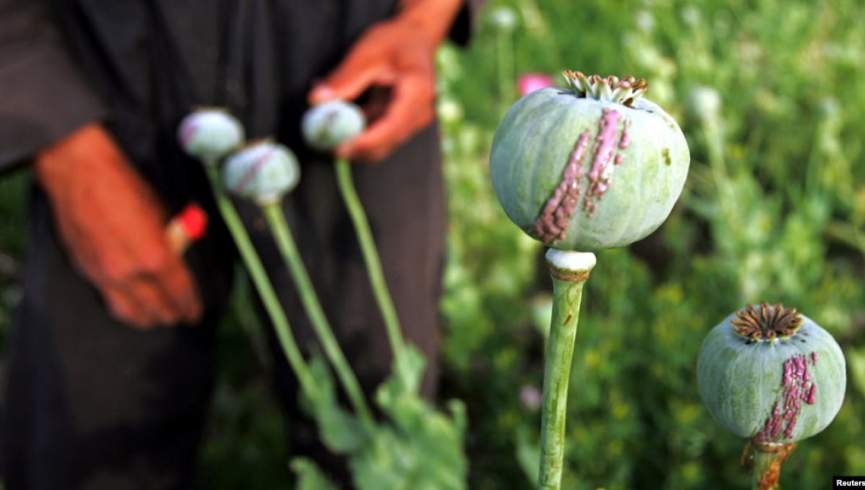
[308, 0, 462, 162]
[35, 124, 203, 328]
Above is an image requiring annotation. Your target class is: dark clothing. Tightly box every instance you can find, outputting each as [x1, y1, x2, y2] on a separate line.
[0, 0, 105, 166]
[0, 0, 472, 488]
[0, 0, 476, 170]
[3, 123, 445, 490]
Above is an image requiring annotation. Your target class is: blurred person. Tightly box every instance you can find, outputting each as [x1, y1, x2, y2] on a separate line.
[0, 0, 477, 488]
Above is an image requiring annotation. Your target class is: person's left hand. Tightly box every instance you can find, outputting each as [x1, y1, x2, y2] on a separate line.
[308, 4, 456, 163]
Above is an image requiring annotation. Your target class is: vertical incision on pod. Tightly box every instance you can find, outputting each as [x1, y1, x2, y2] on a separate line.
[235, 146, 276, 193]
[321, 109, 340, 134]
[619, 119, 631, 149]
[756, 353, 818, 442]
[532, 132, 591, 243]
[532, 110, 630, 244]
[583, 109, 622, 214]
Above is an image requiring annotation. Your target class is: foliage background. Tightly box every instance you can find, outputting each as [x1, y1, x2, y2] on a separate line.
[2, 0, 865, 488]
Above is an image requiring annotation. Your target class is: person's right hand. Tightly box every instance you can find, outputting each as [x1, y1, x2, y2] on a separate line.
[35, 123, 203, 328]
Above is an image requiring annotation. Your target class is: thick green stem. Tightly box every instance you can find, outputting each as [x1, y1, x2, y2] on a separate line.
[204, 165, 318, 400]
[538, 250, 595, 490]
[334, 159, 405, 360]
[747, 441, 796, 490]
[261, 203, 374, 427]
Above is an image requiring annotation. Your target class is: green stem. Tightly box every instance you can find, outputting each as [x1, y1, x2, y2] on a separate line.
[704, 118, 725, 176]
[334, 159, 405, 360]
[538, 249, 595, 490]
[748, 441, 796, 490]
[261, 202, 374, 427]
[701, 116, 734, 202]
[204, 165, 318, 400]
[497, 31, 513, 115]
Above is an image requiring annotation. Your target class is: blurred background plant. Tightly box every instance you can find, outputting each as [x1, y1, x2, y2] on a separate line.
[2, 0, 865, 488]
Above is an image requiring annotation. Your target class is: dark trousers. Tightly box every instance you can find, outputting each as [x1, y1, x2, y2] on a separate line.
[1, 124, 446, 490]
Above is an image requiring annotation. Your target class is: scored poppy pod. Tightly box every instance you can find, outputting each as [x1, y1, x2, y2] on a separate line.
[490, 71, 690, 251]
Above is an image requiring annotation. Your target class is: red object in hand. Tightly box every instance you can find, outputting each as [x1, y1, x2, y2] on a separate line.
[166, 204, 208, 254]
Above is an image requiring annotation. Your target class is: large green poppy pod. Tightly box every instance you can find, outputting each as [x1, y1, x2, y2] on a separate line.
[490, 71, 690, 251]
[697, 304, 846, 444]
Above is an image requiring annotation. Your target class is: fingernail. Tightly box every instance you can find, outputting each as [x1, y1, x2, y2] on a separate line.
[310, 85, 335, 103]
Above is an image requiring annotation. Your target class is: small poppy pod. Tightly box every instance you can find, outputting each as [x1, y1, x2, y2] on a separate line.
[177, 108, 244, 162]
[697, 304, 846, 444]
[223, 141, 300, 206]
[301, 100, 365, 152]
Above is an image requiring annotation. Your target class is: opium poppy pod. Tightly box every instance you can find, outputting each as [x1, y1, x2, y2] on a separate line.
[490, 71, 690, 251]
[223, 141, 300, 206]
[301, 100, 365, 151]
[697, 304, 846, 444]
[178, 108, 244, 163]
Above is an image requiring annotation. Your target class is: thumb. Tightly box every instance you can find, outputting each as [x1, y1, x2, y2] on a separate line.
[309, 57, 388, 105]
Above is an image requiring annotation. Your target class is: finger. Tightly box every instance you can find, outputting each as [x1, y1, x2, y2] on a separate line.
[56, 220, 108, 284]
[338, 75, 434, 162]
[154, 258, 203, 325]
[103, 285, 154, 329]
[126, 276, 180, 326]
[136, 242, 201, 325]
[310, 58, 393, 105]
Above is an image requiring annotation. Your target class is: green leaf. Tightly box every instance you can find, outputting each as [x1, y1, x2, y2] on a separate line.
[393, 344, 428, 396]
[302, 355, 366, 453]
[347, 345, 468, 490]
[291, 458, 339, 490]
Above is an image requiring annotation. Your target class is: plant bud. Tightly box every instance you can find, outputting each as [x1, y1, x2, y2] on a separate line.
[487, 6, 518, 32]
[697, 304, 846, 443]
[301, 100, 365, 151]
[686, 86, 722, 122]
[223, 141, 300, 206]
[177, 108, 244, 162]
